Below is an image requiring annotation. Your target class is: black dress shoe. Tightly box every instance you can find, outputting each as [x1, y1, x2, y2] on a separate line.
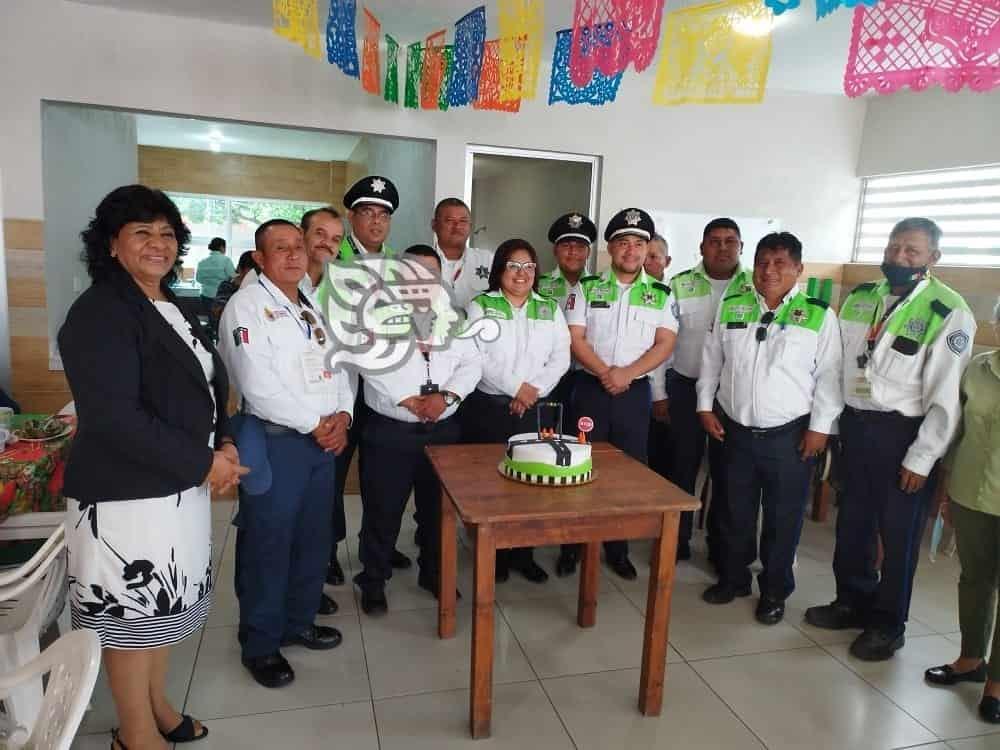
[326, 558, 346, 586]
[925, 662, 987, 686]
[608, 555, 638, 581]
[555, 551, 578, 577]
[242, 652, 295, 688]
[980, 696, 1000, 723]
[755, 596, 785, 625]
[391, 549, 413, 569]
[282, 624, 343, 650]
[417, 573, 463, 600]
[804, 600, 865, 630]
[360, 587, 388, 616]
[676, 540, 691, 562]
[702, 582, 752, 604]
[515, 560, 549, 584]
[850, 627, 904, 661]
[318, 593, 339, 615]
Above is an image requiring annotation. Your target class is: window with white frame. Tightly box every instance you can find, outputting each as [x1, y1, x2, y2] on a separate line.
[168, 192, 327, 270]
[854, 164, 1000, 267]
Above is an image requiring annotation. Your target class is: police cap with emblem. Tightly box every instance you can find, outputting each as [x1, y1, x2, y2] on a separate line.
[548, 212, 598, 245]
[344, 175, 400, 214]
[604, 207, 655, 242]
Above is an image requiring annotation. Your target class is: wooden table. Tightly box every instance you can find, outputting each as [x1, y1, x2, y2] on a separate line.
[427, 442, 701, 739]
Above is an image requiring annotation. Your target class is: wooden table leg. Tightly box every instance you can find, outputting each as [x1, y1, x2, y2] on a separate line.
[470, 524, 496, 739]
[438, 492, 457, 639]
[639, 511, 679, 716]
[577, 541, 600, 628]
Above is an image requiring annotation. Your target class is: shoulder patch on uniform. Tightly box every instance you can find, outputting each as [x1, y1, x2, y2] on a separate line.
[852, 282, 877, 293]
[806, 296, 829, 309]
[672, 269, 694, 279]
[931, 299, 952, 318]
[947, 330, 969, 355]
[651, 281, 670, 294]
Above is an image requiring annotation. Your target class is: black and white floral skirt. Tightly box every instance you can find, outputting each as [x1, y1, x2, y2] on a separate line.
[65, 487, 213, 649]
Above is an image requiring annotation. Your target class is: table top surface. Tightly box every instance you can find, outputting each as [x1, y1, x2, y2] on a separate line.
[426, 442, 700, 525]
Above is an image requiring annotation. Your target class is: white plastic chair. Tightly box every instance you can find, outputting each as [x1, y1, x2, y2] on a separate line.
[0, 525, 68, 735]
[0, 628, 101, 749]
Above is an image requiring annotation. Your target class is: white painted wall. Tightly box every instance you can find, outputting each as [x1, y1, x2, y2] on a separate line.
[858, 89, 1000, 177]
[365, 135, 436, 250]
[1, 0, 866, 279]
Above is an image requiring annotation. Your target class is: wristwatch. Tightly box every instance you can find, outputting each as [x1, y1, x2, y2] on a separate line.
[442, 391, 460, 407]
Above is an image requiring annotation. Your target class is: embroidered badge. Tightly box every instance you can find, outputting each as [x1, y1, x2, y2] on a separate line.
[905, 318, 927, 338]
[852, 301, 877, 315]
[485, 308, 506, 319]
[641, 291, 657, 306]
[625, 209, 642, 226]
[568, 213, 584, 228]
[790, 308, 807, 324]
[947, 330, 969, 355]
[371, 177, 387, 193]
[536, 304, 553, 320]
[475, 265, 489, 280]
[233, 327, 250, 346]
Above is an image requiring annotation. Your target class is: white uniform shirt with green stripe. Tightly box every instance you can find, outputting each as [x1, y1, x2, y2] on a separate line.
[466, 290, 570, 398]
[697, 285, 843, 432]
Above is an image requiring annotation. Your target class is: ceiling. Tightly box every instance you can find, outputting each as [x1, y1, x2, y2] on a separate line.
[71, 0, 855, 95]
[135, 115, 362, 161]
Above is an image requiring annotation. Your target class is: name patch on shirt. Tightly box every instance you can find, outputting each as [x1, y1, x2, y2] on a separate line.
[590, 301, 610, 309]
[263, 306, 290, 321]
[727, 304, 754, 322]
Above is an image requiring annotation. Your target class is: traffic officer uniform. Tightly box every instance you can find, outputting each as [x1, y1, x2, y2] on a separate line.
[355, 320, 482, 613]
[807, 274, 976, 652]
[461, 289, 571, 581]
[219, 274, 354, 662]
[315, 176, 400, 584]
[697, 284, 842, 613]
[667, 263, 753, 565]
[538, 212, 597, 423]
[435, 242, 495, 310]
[563, 208, 678, 575]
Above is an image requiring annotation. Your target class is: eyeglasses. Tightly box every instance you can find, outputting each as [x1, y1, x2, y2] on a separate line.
[300, 309, 327, 346]
[505, 261, 537, 273]
[756, 311, 775, 342]
[355, 206, 391, 223]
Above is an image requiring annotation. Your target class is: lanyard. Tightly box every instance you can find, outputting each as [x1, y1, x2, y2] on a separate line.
[419, 345, 432, 383]
[259, 278, 310, 340]
[866, 290, 913, 355]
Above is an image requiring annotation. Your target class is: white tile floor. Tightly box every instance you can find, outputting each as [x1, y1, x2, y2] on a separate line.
[70, 496, 1000, 750]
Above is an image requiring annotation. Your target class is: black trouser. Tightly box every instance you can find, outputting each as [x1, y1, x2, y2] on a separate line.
[567, 373, 652, 562]
[720, 415, 813, 601]
[330, 386, 368, 565]
[833, 407, 933, 634]
[460, 389, 540, 574]
[356, 412, 461, 592]
[548, 369, 580, 422]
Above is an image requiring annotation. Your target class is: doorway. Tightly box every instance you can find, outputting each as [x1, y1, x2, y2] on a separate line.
[464, 146, 601, 274]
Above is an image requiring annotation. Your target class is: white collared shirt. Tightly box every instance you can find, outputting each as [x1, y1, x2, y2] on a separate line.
[564, 268, 679, 374]
[433, 242, 495, 309]
[466, 290, 571, 398]
[219, 274, 354, 434]
[697, 286, 843, 432]
[363, 335, 482, 423]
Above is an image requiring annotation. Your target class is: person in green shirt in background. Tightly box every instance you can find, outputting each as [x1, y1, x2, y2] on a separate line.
[925, 296, 1000, 724]
[196, 236, 236, 306]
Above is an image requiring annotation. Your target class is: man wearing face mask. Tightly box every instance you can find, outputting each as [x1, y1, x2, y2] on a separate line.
[806, 217, 977, 661]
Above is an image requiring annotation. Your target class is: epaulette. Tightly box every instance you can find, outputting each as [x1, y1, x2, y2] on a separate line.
[930, 299, 952, 318]
[851, 281, 878, 293]
[579, 274, 600, 284]
[723, 291, 745, 302]
[651, 281, 670, 295]
[806, 296, 829, 309]
[672, 269, 694, 279]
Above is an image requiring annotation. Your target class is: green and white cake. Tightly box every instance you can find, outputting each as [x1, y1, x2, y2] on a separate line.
[500, 433, 593, 486]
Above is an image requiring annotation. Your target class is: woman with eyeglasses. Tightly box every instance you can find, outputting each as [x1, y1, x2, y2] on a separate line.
[460, 239, 571, 583]
[58, 185, 248, 748]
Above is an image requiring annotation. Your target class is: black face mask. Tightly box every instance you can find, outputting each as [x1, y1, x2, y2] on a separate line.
[881, 262, 927, 288]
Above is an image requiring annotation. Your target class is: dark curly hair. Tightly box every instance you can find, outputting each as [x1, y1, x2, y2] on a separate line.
[487, 238, 539, 293]
[80, 185, 191, 285]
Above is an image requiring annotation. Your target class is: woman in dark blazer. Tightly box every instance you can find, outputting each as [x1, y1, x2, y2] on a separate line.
[58, 185, 247, 749]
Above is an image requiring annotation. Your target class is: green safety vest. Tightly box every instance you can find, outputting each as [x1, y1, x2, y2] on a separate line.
[839, 276, 970, 350]
[719, 288, 828, 333]
[472, 291, 559, 322]
[670, 265, 752, 302]
[578, 268, 670, 310]
[337, 235, 395, 260]
[538, 270, 573, 304]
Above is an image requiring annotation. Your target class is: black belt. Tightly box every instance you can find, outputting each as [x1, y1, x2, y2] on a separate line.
[672, 371, 698, 386]
[725, 414, 810, 436]
[262, 420, 299, 436]
[843, 405, 922, 424]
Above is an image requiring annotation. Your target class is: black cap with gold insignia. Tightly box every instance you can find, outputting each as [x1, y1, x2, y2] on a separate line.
[344, 175, 400, 214]
[548, 212, 598, 245]
[604, 207, 655, 242]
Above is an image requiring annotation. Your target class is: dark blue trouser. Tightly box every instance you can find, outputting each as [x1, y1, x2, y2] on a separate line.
[356, 413, 461, 591]
[330, 385, 369, 562]
[720, 415, 813, 601]
[235, 431, 335, 659]
[834, 407, 933, 634]
[571, 373, 652, 562]
[666, 373, 731, 553]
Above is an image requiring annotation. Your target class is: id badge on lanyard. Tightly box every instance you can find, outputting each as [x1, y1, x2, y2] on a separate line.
[302, 350, 332, 393]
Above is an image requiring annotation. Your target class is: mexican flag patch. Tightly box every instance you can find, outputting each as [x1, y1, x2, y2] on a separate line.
[233, 327, 250, 347]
